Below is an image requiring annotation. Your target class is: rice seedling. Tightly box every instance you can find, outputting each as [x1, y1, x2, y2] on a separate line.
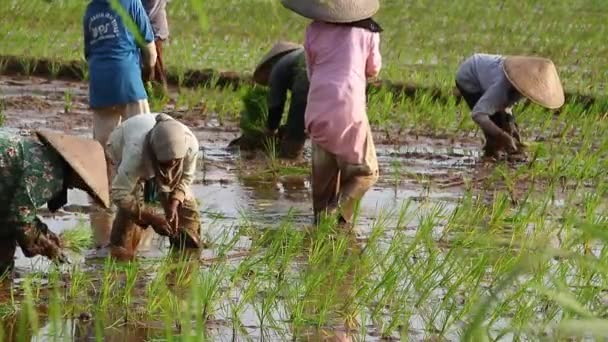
[59, 222, 93, 254]
[2, 0, 608, 341]
[238, 86, 270, 145]
[0, 105, 5, 128]
[4, 1, 607, 96]
[48, 60, 61, 79]
[62, 90, 73, 114]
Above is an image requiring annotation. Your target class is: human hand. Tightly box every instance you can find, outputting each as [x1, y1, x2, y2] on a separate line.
[143, 65, 154, 83]
[264, 127, 278, 138]
[165, 199, 180, 233]
[20, 226, 68, 264]
[498, 134, 518, 153]
[40, 232, 69, 264]
[140, 210, 173, 237]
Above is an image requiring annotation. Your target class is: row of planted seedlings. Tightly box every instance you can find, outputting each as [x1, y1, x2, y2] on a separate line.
[0, 65, 606, 342]
[2, 177, 608, 341]
[1, 82, 608, 341]
[4, 0, 608, 96]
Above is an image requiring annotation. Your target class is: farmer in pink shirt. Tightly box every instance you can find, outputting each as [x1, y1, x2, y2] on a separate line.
[282, 0, 382, 226]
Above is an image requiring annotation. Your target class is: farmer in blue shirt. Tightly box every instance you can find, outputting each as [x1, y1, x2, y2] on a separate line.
[83, 0, 157, 249]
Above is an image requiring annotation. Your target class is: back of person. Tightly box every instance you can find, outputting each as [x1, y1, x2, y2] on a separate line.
[304, 21, 380, 164]
[305, 21, 376, 88]
[456, 53, 505, 93]
[84, 0, 142, 66]
[83, 0, 154, 109]
[107, 113, 157, 166]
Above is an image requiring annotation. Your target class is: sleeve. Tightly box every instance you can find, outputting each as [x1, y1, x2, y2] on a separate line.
[171, 135, 199, 203]
[266, 60, 290, 131]
[304, 26, 315, 80]
[128, 0, 155, 44]
[8, 143, 39, 226]
[111, 149, 142, 212]
[472, 79, 511, 117]
[9, 184, 38, 227]
[365, 33, 382, 78]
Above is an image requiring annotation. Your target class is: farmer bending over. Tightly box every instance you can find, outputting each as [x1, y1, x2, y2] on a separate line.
[282, 0, 382, 225]
[83, 0, 157, 248]
[455, 54, 564, 158]
[106, 114, 201, 260]
[253, 42, 309, 159]
[0, 130, 109, 276]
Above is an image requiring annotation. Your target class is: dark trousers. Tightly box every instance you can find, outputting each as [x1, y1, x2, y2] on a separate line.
[456, 81, 522, 156]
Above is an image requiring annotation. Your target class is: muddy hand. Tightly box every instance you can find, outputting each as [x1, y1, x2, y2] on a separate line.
[166, 199, 180, 235]
[150, 216, 174, 237]
[137, 208, 174, 237]
[151, 218, 173, 237]
[496, 132, 518, 153]
[39, 231, 68, 264]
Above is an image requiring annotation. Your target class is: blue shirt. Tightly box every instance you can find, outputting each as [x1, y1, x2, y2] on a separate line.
[84, 0, 155, 109]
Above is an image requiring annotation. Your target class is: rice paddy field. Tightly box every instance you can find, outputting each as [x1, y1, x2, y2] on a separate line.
[1, 0, 608, 341]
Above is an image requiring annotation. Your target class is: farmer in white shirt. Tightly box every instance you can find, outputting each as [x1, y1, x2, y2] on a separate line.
[106, 113, 201, 260]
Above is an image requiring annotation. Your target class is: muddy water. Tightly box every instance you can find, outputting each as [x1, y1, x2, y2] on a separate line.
[0, 75, 481, 252]
[1, 75, 484, 340]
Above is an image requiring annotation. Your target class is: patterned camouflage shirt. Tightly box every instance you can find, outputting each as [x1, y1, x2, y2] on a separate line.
[0, 131, 65, 231]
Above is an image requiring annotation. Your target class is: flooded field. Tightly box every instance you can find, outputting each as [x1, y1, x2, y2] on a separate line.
[0, 75, 482, 241]
[0, 75, 605, 341]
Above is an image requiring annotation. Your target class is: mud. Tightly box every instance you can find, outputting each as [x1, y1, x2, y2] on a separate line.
[0, 75, 574, 341]
[0, 74, 519, 258]
[2, 55, 605, 112]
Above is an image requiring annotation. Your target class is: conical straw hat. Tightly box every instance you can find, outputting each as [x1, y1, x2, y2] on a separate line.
[503, 56, 565, 109]
[281, 0, 379, 23]
[36, 130, 110, 208]
[253, 41, 302, 85]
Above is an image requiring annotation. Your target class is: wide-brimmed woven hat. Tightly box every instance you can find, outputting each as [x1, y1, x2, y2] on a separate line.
[281, 0, 379, 23]
[36, 130, 110, 208]
[503, 56, 565, 109]
[253, 41, 302, 85]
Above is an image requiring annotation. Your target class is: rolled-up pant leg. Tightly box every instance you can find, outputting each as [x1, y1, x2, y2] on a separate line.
[109, 208, 145, 261]
[311, 143, 340, 224]
[90, 102, 151, 248]
[312, 129, 378, 225]
[336, 130, 379, 224]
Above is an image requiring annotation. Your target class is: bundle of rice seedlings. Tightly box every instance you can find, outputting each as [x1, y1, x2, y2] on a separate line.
[59, 223, 93, 253]
[229, 87, 272, 149]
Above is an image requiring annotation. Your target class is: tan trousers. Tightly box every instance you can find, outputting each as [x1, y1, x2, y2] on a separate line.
[311, 130, 379, 224]
[110, 195, 202, 261]
[89, 100, 151, 248]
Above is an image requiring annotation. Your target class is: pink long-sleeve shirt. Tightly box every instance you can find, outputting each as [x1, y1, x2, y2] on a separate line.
[304, 21, 381, 164]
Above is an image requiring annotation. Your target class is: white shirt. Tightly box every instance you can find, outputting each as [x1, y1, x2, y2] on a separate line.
[107, 114, 199, 209]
